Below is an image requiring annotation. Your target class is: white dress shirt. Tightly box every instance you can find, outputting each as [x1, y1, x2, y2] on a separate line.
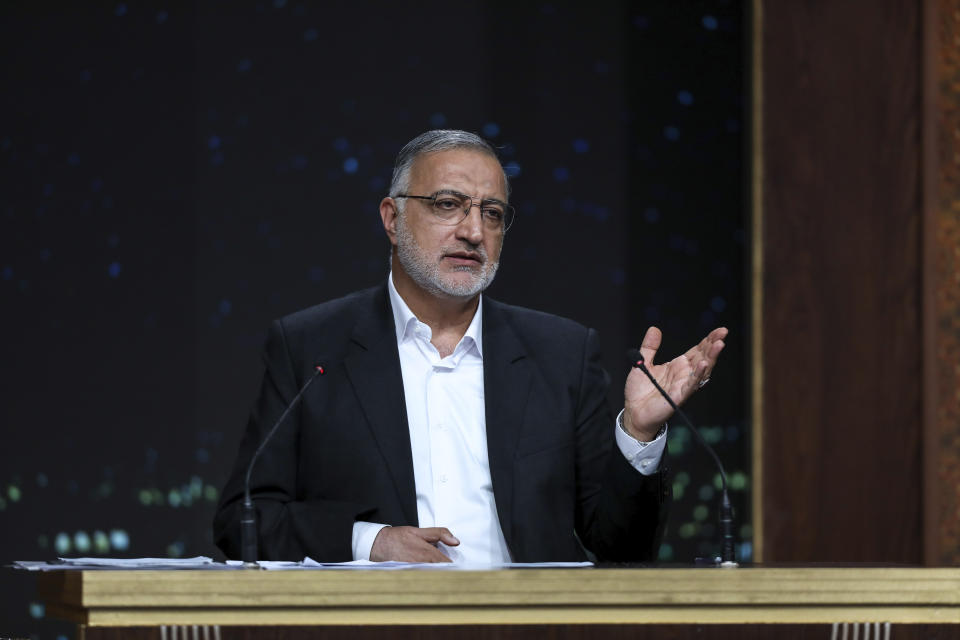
[351, 274, 667, 563]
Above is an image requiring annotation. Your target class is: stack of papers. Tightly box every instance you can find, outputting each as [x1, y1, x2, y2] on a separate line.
[13, 557, 593, 571]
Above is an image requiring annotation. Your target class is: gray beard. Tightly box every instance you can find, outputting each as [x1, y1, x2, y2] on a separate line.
[395, 214, 500, 299]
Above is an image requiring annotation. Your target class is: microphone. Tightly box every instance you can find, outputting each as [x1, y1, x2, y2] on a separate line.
[241, 364, 325, 567]
[625, 348, 738, 568]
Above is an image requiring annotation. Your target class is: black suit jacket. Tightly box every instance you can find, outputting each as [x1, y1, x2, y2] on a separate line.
[214, 283, 669, 562]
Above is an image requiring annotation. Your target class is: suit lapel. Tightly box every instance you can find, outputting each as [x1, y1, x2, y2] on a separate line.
[343, 285, 419, 526]
[482, 299, 532, 552]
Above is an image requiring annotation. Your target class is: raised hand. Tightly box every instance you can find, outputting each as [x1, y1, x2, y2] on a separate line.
[622, 326, 728, 441]
[369, 526, 460, 563]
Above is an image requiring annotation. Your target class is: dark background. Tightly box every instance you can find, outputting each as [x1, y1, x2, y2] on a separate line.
[0, 2, 747, 637]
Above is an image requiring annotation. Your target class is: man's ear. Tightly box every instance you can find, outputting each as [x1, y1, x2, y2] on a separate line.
[379, 197, 399, 246]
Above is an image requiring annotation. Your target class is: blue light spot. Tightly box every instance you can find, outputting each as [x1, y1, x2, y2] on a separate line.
[257, 221, 271, 235]
[500, 143, 516, 157]
[481, 122, 500, 138]
[156, 10, 168, 24]
[74, 531, 91, 553]
[304, 28, 319, 42]
[553, 167, 570, 182]
[428, 112, 447, 127]
[80, 69, 92, 82]
[1, 137, 10, 151]
[236, 114, 249, 126]
[115, 3, 127, 17]
[2, 266, 13, 280]
[210, 151, 224, 166]
[237, 58, 252, 73]
[54, 532, 70, 554]
[368, 175, 386, 191]
[291, 154, 308, 170]
[40, 248, 51, 261]
[711, 296, 726, 312]
[108, 262, 121, 278]
[644, 207, 660, 223]
[309, 266, 325, 282]
[503, 161, 521, 177]
[677, 90, 694, 106]
[29, 602, 44, 619]
[611, 268, 625, 285]
[36, 473, 48, 487]
[102, 196, 114, 209]
[207, 135, 221, 150]
[572, 138, 589, 153]
[91, 178, 103, 193]
[333, 137, 349, 152]
[702, 15, 718, 30]
[110, 529, 129, 551]
[343, 157, 359, 174]
[594, 61, 609, 74]
[273, 0, 286, 6]
[67, 152, 80, 165]
[218, 299, 232, 316]
[42, 183, 54, 197]
[664, 126, 680, 141]
[195, 448, 209, 463]
[634, 15, 650, 29]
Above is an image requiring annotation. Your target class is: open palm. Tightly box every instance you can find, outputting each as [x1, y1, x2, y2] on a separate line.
[622, 326, 728, 441]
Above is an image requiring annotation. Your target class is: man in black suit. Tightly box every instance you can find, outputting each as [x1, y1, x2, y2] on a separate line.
[214, 130, 726, 563]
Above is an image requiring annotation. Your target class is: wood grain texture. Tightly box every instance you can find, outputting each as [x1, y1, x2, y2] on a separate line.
[923, 0, 960, 567]
[35, 568, 960, 626]
[760, 0, 924, 562]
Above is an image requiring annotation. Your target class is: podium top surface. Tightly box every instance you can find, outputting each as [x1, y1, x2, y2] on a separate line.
[34, 566, 960, 626]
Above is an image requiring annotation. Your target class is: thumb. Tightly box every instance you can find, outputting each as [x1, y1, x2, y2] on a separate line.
[420, 527, 460, 546]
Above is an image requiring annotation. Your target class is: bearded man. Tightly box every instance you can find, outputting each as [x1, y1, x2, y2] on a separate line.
[214, 130, 726, 563]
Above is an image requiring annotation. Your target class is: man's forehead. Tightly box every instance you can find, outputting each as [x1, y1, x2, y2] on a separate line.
[410, 149, 507, 196]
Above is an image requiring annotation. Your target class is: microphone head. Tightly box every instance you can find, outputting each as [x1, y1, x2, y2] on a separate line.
[625, 348, 645, 367]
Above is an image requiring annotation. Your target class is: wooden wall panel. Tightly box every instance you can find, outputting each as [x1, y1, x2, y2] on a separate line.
[923, 0, 960, 566]
[760, 0, 924, 562]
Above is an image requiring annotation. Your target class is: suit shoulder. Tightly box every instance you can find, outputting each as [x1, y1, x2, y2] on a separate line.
[485, 297, 591, 340]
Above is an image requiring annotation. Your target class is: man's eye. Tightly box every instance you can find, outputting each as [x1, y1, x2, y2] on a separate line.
[483, 207, 505, 221]
[434, 198, 462, 211]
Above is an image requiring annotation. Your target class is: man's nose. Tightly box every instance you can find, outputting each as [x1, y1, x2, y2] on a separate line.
[455, 204, 485, 243]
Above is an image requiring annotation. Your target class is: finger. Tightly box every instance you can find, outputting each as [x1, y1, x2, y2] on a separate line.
[418, 527, 460, 546]
[638, 326, 662, 365]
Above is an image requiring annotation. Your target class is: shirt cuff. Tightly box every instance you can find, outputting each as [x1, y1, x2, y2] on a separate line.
[352, 521, 391, 560]
[614, 409, 667, 476]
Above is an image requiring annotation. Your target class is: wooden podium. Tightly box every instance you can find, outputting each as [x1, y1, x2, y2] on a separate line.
[36, 567, 960, 639]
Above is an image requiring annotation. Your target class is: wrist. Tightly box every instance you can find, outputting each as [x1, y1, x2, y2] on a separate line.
[620, 411, 665, 443]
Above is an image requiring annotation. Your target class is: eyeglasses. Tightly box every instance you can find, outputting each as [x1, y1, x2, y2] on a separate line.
[393, 190, 515, 232]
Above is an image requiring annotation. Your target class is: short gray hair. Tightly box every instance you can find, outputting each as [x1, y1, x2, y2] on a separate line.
[388, 130, 510, 210]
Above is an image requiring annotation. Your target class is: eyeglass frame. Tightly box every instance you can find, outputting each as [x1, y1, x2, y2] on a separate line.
[392, 189, 516, 232]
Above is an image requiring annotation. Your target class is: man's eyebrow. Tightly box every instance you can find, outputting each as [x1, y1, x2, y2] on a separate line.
[431, 188, 470, 199]
[431, 188, 508, 206]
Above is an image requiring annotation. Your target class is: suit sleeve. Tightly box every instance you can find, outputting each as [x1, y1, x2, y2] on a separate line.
[573, 328, 671, 562]
[212, 319, 375, 562]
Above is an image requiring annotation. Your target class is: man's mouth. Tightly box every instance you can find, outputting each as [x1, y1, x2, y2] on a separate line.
[444, 251, 483, 266]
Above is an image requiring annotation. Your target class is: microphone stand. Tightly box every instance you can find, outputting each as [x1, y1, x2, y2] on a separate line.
[628, 350, 738, 568]
[241, 365, 325, 568]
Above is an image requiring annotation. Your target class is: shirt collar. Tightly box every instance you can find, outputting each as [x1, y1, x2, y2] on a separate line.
[387, 272, 484, 359]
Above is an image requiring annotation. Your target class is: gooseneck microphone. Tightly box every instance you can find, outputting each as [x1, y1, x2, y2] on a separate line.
[626, 348, 738, 568]
[241, 364, 325, 567]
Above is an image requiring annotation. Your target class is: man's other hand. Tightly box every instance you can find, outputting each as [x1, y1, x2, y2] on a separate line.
[369, 526, 460, 562]
[624, 326, 728, 440]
